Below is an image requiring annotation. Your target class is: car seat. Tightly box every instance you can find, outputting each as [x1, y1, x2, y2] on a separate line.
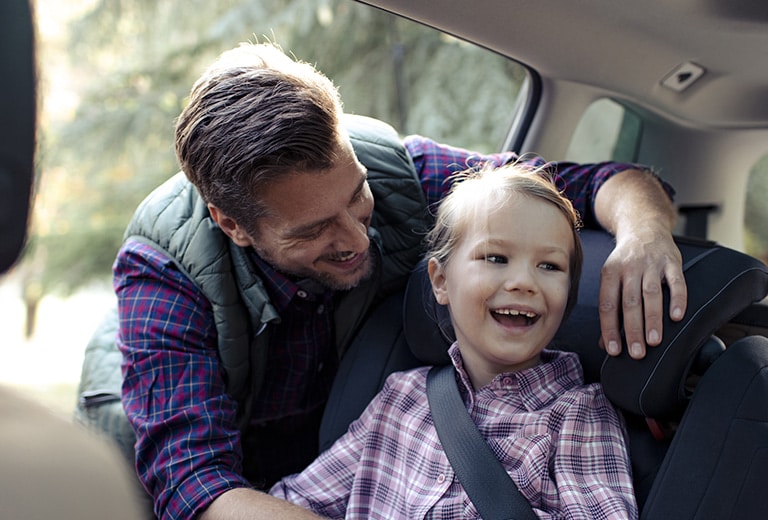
[319, 229, 768, 519]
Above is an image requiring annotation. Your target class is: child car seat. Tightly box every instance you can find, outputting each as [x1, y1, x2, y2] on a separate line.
[319, 229, 768, 518]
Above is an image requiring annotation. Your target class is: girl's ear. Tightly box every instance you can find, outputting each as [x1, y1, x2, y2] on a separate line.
[427, 257, 450, 305]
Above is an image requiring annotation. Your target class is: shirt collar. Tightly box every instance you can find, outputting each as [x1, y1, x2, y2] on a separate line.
[249, 250, 330, 312]
[448, 343, 584, 411]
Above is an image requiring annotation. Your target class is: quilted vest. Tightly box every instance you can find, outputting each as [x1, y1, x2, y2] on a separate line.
[123, 114, 430, 410]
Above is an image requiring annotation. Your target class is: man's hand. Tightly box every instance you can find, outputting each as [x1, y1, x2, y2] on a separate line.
[599, 225, 687, 359]
[593, 168, 688, 359]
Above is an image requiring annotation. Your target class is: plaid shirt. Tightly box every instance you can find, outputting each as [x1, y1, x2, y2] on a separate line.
[116, 136, 657, 519]
[270, 346, 638, 519]
[406, 135, 669, 228]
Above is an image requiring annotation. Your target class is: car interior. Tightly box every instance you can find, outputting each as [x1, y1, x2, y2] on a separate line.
[354, 0, 768, 252]
[316, 1, 768, 518]
[12, 0, 768, 517]
[0, 1, 35, 275]
[320, 227, 768, 516]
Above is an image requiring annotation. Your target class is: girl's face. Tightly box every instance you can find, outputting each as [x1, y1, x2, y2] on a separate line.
[428, 194, 574, 389]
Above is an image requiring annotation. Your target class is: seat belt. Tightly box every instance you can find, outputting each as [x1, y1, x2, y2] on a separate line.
[426, 364, 539, 520]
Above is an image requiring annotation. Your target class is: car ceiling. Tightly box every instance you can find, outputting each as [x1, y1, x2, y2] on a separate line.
[356, 0, 768, 130]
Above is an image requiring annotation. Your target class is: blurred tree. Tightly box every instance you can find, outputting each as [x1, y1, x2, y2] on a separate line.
[32, 0, 245, 295]
[28, 0, 524, 303]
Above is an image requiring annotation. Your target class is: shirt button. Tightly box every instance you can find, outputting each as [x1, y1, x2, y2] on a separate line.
[317, 304, 325, 314]
[436, 474, 446, 483]
[502, 376, 513, 388]
[297, 290, 308, 299]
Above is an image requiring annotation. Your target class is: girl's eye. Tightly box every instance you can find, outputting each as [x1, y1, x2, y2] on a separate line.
[485, 254, 507, 264]
[538, 262, 562, 271]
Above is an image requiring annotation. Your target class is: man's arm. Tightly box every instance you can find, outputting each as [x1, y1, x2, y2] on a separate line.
[594, 168, 687, 359]
[118, 241, 332, 520]
[116, 241, 250, 518]
[198, 489, 328, 520]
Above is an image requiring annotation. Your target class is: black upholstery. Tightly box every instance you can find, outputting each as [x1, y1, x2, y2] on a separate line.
[602, 238, 768, 418]
[319, 291, 419, 451]
[0, 0, 35, 274]
[640, 335, 768, 519]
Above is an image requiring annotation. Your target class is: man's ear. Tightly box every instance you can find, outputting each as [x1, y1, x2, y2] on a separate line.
[427, 257, 450, 305]
[207, 204, 253, 247]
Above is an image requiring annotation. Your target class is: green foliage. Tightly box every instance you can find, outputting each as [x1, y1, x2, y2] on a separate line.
[744, 154, 768, 263]
[30, 0, 524, 296]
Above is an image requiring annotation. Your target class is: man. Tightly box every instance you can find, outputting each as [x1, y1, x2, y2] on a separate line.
[79, 42, 686, 519]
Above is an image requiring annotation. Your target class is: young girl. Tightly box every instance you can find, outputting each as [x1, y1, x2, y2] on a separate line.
[270, 163, 638, 519]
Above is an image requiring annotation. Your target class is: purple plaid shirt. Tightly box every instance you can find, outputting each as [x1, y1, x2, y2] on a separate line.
[116, 136, 659, 519]
[270, 346, 638, 519]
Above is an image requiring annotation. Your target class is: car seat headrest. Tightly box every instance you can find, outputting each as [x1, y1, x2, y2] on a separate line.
[402, 229, 768, 420]
[601, 241, 768, 418]
[403, 258, 453, 365]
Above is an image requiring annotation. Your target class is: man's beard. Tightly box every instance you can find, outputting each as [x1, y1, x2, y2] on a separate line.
[312, 251, 376, 291]
[256, 245, 377, 292]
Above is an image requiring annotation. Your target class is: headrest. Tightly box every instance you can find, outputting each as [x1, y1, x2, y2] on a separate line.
[602, 240, 768, 418]
[402, 230, 768, 420]
[403, 258, 453, 365]
[0, 1, 35, 274]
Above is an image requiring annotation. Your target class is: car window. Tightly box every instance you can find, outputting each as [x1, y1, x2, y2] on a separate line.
[744, 154, 768, 264]
[565, 98, 642, 163]
[308, 13, 529, 153]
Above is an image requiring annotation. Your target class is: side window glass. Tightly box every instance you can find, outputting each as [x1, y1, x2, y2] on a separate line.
[306, 12, 529, 154]
[744, 155, 768, 263]
[565, 98, 642, 163]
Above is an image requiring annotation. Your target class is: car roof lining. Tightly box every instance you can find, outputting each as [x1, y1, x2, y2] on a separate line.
[356, 0, 768, 129]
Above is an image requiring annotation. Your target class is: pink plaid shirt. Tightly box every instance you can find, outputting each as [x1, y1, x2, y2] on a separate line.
[270, 345, 638, 519]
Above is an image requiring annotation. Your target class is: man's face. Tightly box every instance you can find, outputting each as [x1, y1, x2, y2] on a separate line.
[243, 142, 375, 291]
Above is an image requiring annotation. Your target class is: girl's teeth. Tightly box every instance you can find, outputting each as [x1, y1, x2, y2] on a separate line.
[495, 309, 536, 318]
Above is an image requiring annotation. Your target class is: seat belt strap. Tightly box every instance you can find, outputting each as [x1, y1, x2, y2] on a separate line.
[426, 364, 539, 520]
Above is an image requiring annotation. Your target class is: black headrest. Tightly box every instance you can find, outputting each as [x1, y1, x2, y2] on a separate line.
[0, 0, 36, 274]
[403, 229, 768, 419]
[602, 240, 768, 418]
[403, 257, 453, 365]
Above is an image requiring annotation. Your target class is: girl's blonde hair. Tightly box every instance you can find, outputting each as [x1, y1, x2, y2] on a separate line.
[425, 161, 584, 316]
